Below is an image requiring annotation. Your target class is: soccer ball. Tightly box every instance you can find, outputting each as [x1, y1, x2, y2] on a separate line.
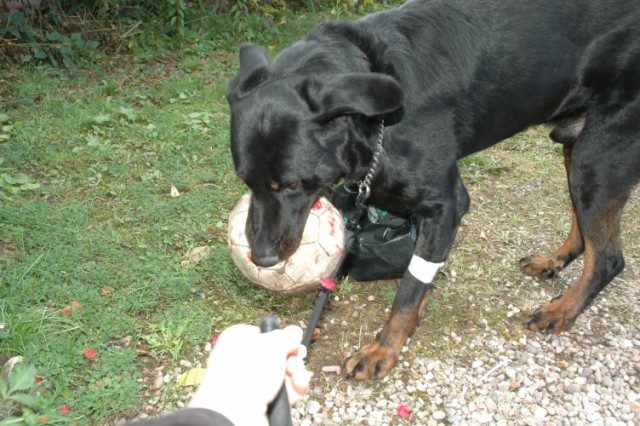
[227, 193, 345, 294]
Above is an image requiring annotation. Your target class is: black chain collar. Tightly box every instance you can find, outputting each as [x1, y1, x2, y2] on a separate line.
[355, 119, 385, 208]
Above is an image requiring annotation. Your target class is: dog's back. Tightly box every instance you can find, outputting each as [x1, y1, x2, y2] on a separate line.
[273, 0, 639, 156]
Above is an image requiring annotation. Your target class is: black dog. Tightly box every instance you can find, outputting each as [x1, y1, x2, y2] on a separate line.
[227, 0, 640, 380]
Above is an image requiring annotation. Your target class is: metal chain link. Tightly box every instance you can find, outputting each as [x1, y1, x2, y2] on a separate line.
[356, 119, 385, 208]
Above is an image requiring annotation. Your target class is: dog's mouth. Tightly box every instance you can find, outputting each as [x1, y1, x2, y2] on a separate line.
[250, 237, 301, 268]
[245, 184, 336, 268]
[277, 238, 301, 263]
[246, 198, 312, 268]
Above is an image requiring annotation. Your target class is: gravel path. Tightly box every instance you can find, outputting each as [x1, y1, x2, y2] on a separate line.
[134, 285, 639, 426]
[132, 261, 639, 426]
[292, 301, 640, 425]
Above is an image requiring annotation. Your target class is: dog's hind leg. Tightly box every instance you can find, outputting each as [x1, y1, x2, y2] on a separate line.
[524, 126, 639, 333]
[519, 133, 585, 278]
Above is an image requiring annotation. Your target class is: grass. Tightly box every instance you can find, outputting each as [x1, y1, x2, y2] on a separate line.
[2, 2, 639, 424]
[0, 3, 408, 423]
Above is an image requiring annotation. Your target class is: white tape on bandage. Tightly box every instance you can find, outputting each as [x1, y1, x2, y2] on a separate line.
[408, 255, 443, 284]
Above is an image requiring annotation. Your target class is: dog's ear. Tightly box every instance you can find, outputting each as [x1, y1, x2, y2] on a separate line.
[227, 43, 271, 100]
[239, 43, 270, 74]
[312, 73, 404, 125]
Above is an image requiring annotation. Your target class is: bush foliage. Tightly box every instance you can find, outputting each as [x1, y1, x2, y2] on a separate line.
[0, 0, 356, 68]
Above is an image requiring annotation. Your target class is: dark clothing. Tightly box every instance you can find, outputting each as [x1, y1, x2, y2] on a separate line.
[128, 408, 234, 426]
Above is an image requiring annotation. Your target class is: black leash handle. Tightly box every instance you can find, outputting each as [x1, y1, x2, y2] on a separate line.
[301, 288, 330, 348]
[260, 316, 294, 426]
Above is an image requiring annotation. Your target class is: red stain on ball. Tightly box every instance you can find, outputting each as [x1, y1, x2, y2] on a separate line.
[312, 199, 322, 210]
[329, 217, 336, 236]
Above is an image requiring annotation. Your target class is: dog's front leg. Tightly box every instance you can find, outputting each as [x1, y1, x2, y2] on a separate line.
[345, 187, 467, 380]
[344, 268, 438, 380]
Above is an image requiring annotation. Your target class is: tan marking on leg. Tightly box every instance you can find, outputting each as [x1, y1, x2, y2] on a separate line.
[526, 237, 596, 333]
[519, 144, 584, 277]
[417, 286, 434, 318]
[345, 308, 419, 380]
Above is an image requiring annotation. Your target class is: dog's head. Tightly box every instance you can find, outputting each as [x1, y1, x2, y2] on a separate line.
[227, 43, 404, 267]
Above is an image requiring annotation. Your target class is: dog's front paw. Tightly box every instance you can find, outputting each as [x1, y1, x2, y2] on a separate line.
[519, 255, 562, 278]
[344, 341, 401, 380]
[523, 298, 577, 334]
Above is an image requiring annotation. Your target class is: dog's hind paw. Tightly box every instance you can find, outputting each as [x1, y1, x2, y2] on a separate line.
[523, 299, 577, 334]
[344, 341, 400, 380]
[519, 255, 562, 279]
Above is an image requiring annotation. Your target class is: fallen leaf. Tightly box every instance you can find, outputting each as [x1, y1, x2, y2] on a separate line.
[480, 230, 489, 241]
[100, 287, 113, 296]
[64, 301, 83, 312]
[137, 341, 149, 355]
[311, 327, 321, 342]
[186, 246, 211, 264]
[170, 185, 180, 198]
[177, 368, 207, 387]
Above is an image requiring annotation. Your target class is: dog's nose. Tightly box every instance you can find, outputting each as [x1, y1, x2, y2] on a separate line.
[251, 253, 281, 268]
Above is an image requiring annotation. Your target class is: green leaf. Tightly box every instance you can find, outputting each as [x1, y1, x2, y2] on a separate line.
[9, 392, 40, 409]
[118, 107, 136, 121]
[46, 31, 63, 42]
[20, 182, 40, 191]
[21, 408, 41, 426]
[1, 416, 24, 424]
[0, 376, 8, 398]
[2, 173, 29, 185]
[177, 368, 207, 387]
[34, 49, 47, 59]
[92, 114, 112, 125]
[8, 364, 36, 392]
[4, 26, 22, 39]
[62, 56, 74, 68]
[47, 51, 59, 68]
[8, 11, 24, 25]
[0, 113, 10, 123]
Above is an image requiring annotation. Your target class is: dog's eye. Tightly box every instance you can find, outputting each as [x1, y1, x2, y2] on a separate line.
[268, 181, 298, 192]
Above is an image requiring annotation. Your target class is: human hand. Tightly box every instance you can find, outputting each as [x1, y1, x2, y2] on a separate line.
[188, 324, 312, 426]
